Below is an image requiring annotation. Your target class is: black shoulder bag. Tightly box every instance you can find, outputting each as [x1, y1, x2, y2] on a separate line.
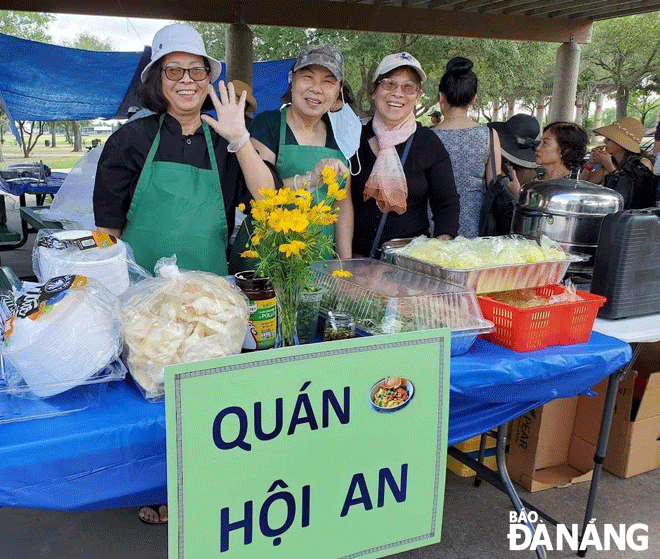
[478, 127, 515, 237]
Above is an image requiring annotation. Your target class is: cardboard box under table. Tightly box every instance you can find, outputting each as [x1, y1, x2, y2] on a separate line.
[507, 394, 597, 492]
[576, 341, 660, 479]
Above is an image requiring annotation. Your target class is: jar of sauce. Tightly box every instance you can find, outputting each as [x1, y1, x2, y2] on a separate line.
[323, 311, 356, 341]
[235, 271, 276, 350]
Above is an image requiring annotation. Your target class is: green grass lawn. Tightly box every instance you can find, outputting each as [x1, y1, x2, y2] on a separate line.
[1, 134, 110, 170]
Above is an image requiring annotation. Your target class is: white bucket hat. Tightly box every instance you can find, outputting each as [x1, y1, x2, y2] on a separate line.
[373, 52, 427, 84]
[140, 23, 222, 84]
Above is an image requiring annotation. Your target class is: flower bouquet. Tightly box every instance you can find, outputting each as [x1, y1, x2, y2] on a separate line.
[240, 166, 351, 346]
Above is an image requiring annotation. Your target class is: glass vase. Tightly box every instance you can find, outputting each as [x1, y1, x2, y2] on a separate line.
[297, 286, 327, 344]
[273, 281, 301, 347]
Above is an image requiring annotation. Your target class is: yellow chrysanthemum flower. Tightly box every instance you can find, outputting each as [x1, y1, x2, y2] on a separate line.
[327, 181, 346, 201]
[286, 209, 310, 233]
[258, 188, 277, 199]
[251, 232, 262, 245]
[238, 203, 246, 212]
[321, 165, 337, 184]
[252, 203, 268, 222]
[279, 240, 306, 257]
[241, 250, 260, 259]
[332, 269, 353, 278]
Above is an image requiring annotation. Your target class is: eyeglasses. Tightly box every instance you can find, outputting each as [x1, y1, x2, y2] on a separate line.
[162, 66, 209, 82]
[378, 78, 419, 95]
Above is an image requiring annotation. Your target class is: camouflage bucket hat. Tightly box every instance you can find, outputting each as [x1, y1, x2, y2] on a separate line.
[293, 45, 344, 81]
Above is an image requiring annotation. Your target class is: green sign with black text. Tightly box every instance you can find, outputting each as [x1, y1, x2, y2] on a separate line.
[166, 329, 450, 559]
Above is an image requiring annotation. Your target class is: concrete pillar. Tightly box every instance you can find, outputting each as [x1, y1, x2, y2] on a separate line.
[536, 96, 545, 128]
[574, 92, 584, 124]
[594, 93, 605, 129]
[548, 41, 581, 124]
[225, 23, 253, 86]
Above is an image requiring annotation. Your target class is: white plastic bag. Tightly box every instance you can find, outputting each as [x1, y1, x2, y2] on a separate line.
[1, 275, 122, 397]
[38, 146, 103, 229]
[32, 229, 151, 296]
[121, 257, 249, 401]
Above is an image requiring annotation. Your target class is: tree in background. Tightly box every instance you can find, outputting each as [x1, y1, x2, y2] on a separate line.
[17, 120, 45, 157]
[583, 13, 660, 120]
[0, 11, 55, 161]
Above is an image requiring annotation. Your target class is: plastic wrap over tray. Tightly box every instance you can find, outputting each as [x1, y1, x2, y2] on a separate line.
[382, 236, 586, 294]
[312, 259, 493, 355]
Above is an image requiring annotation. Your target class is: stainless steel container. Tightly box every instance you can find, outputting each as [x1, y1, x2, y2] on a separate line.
[511, 178, 624, 269]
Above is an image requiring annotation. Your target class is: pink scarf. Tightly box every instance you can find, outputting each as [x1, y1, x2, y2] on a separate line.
[363, 111, 417, 214]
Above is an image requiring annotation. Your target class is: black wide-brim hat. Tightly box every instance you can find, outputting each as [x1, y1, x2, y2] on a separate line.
[487, 114, 541, 168]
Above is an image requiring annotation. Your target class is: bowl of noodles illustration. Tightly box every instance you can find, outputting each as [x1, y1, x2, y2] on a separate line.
[369, 376, 414, 413]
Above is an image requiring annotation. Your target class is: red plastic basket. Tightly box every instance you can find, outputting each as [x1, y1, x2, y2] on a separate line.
[478, 285, 606, 352]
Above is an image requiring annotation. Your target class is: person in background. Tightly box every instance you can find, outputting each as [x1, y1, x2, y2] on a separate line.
[580, 117, 656, 209]
[480, 114, 541, 236]
[350, 52, 459, 257]
[430, 111, 441, 127]
[433, 56, 501, 238]
[230, 44, 356, 272]
[535, 121, 588, 181]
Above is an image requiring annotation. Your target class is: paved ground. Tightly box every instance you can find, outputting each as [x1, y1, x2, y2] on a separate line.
[1, 193, 658, 558]
[1, 467, 658, 559]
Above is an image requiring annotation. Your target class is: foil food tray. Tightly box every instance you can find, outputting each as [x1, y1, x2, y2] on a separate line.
[381, 238, 585, 294]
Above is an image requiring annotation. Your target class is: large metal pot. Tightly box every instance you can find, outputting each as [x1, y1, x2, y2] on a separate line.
[511, 178, 624, 269]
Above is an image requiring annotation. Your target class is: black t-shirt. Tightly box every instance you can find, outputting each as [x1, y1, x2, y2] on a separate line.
[93, 113, 279, 232]
[349, 120, 460, 256]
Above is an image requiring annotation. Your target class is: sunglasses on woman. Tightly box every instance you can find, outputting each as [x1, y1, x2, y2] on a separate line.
[162, 66, 210, 82]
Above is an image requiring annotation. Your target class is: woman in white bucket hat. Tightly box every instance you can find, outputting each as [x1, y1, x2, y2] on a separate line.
[94, 23, 280, 277]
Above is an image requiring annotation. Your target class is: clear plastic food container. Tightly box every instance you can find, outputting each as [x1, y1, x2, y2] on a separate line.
[382, 236, 586, 294]
[312, 259, 493, 355]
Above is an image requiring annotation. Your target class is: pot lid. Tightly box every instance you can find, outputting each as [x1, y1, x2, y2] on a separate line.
[516, 178, 624, 216]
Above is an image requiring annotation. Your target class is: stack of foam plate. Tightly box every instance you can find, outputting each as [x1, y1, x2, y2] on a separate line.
[2, 283, 121, 398]
[35, 230, 130, 296]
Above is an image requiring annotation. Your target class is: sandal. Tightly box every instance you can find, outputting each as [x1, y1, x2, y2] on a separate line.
[138, 504, 167, 525]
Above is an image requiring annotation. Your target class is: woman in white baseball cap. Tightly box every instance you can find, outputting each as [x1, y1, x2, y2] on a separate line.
[350, 52, 459, 257]
[94, 23, 279, 279]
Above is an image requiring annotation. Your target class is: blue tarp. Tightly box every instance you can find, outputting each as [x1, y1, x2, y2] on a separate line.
[0, 332, 631, 511]
[0, 33, 293, 143]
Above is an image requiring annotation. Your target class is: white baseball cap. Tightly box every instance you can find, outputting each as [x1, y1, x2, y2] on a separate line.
[373, 52, 427, 84]
[140, 23, 222, 84]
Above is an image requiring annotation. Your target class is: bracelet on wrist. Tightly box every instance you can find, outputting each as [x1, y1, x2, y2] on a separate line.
[583, 164, 594, 172]
[227, 131, 250, 153]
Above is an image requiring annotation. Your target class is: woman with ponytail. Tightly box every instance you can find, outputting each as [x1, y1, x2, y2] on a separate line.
[433, 56, 501, 238]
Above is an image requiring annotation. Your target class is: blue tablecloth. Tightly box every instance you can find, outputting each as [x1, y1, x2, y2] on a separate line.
[0, 332, 631, 511]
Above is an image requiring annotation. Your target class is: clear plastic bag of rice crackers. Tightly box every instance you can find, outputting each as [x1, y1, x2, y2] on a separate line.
[121, 256, 249, 401]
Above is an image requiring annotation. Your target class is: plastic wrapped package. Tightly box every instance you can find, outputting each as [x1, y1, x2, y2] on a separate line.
[33, 229, 151, 297]
[121, 257, 249, 401]
[383, 235, 585, 294]
[1, 275, 123, 398]
[37, 145, 103, 229]
[0, 359, 126, 424]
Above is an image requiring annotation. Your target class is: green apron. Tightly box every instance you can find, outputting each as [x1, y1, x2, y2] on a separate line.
[228, 107, 346, 273]
[122, 114, 229, 275]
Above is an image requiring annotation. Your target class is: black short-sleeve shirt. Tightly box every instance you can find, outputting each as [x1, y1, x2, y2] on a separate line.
[93, 113, 279, 232]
